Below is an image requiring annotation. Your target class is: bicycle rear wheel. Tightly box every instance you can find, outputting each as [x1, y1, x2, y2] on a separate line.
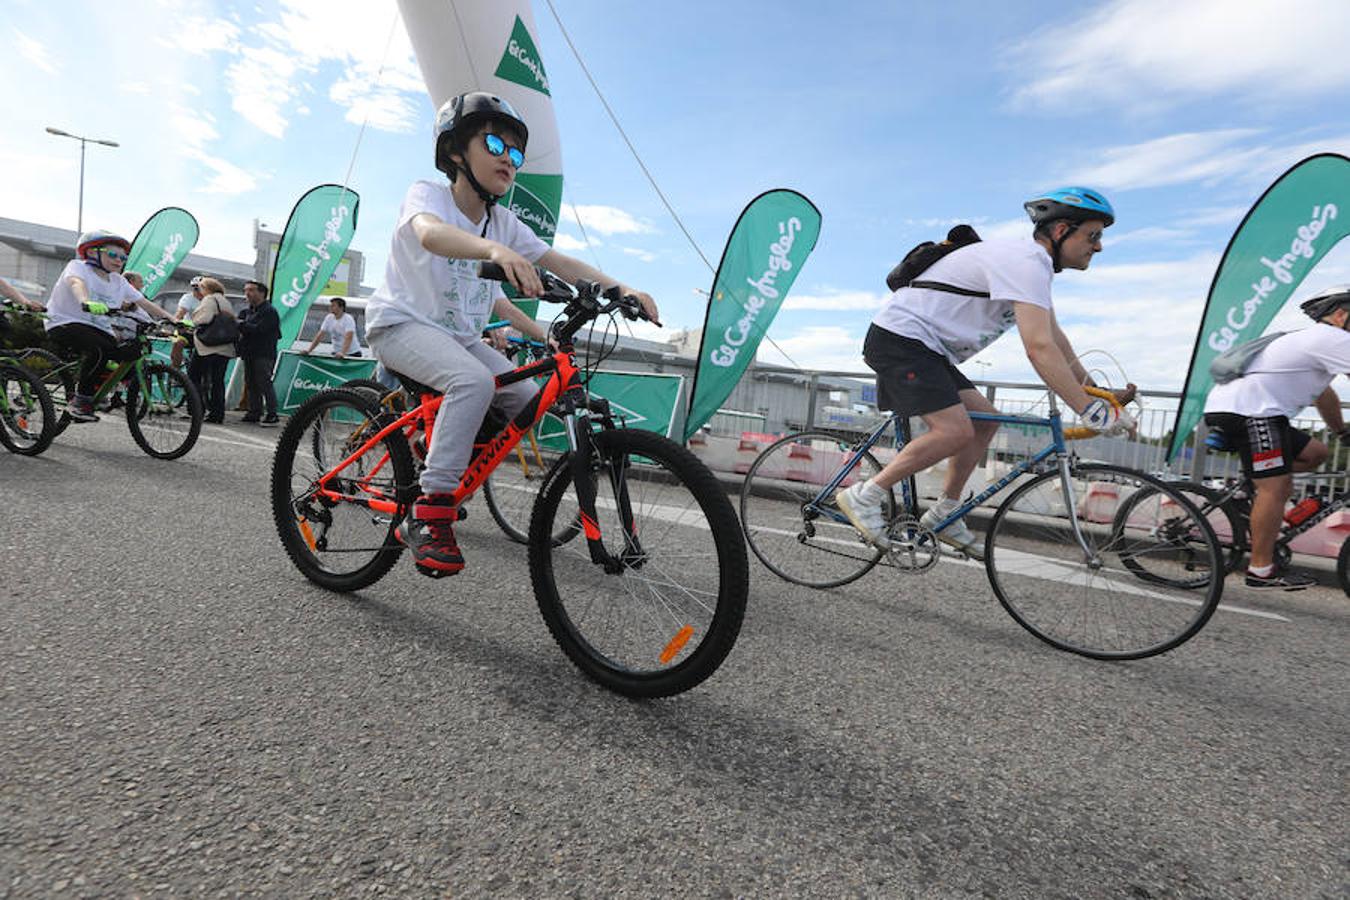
[0, 363, 56, 456]
[1123, 480, 1246, 575]
[739, 430, 894, 588]
[1337, 535, 1350, 599]
[125, 362, 203, 459]
[272, 388, 415, 592]
[985, 463, 1223, 660]
[530, 427, 748, 697]
[483, 426, 578, 545]
[18, 348, 75, 437]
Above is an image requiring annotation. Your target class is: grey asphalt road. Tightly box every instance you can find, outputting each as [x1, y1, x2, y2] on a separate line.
[1, 415, 1346, 898]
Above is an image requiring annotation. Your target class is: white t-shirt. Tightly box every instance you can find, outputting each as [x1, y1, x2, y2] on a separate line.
[43, 259, 148, 337]
[365, 179, 550, 345]
[320, 311, 362, 354]
[872, 238, 1055, 363]
[177, 293, 200, 318]
[1204, 324, 1350, 419]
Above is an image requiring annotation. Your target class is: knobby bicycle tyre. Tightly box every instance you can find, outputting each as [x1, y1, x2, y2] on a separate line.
[984, 463, 1223, 660]
[272, 388, 416, 592]
[0, 362, 56, 456]
[125, 362, 203, 460]
[739, 430, 894, 589]
[529, 427, 749, 697]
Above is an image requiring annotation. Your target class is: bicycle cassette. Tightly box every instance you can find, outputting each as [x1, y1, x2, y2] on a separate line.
[885, 515, 941, 573]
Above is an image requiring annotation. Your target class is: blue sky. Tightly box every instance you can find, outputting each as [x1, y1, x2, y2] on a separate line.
[4, 0, 1349, 392]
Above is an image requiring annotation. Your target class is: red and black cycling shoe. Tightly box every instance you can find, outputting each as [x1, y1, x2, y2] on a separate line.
[396, 493, 465, 578]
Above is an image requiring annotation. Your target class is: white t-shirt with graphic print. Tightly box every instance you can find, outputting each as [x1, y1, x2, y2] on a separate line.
[1204, 324, 1350, 419]
[871, 238, 1055, 364]
[43, 259, 148, 337]
[365, 179, 550, 345]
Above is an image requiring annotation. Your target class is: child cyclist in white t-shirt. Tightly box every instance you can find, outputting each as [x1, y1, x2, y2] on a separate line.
[836, 187, 1135, 558]
[365, 92, 660, 577]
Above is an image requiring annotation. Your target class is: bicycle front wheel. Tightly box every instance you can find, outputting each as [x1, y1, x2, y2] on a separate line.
[125, 362, 203, 459]
[530, 428, 749, 698]
[740, 430, 894, 588]
[985, 463, 1223, 660]
[0, 362, 56, 456]
[271, 388, 415, 592]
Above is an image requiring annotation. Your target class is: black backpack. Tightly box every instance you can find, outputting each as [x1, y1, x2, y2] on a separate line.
[885, 224, 989, 297]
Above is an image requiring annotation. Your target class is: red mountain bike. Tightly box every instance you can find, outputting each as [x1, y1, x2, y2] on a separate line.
[270, 265, 748, 697]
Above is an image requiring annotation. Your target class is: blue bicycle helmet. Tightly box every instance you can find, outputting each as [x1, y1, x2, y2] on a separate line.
[1024, 187, 1115, 227]
[1023, 186, 1114, 272]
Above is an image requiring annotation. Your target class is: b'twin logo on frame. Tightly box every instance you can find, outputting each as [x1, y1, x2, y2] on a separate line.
[494, 16, 550, 96]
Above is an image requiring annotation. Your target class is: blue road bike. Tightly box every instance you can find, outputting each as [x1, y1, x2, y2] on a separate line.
[739, 389, 1224, 660]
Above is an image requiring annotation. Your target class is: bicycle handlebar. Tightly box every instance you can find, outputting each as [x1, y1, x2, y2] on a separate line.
[476, 262, 657, 326]
[1063, 386, 1130, 441]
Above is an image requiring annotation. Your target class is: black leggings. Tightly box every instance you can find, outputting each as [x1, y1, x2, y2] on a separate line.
[48, 323, 141, 395]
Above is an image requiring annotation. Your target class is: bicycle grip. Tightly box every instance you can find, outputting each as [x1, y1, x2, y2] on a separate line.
[1063, 386, 1126, 441]
[478, 262, 508, 282]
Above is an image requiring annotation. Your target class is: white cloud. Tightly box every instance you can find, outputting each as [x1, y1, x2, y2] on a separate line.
[621, 247, 656, 263]
[1009, 0, 1350, 112]
[12, 29, 58, 74]
[551, 233, 589, 252]
[168, 107, 260, 195]
[565, 204, 655, 236]
[783, 288, 886, 311]
[756, 326, 870, 373]
[171, 17, 241, 55]
[227, 46, 303, 139]
[1062, 129, 1350, 193]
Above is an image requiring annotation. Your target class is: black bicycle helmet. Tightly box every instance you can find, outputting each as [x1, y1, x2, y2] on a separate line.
[1300, 284, 1350, 321]
[434, 92, 529, 180]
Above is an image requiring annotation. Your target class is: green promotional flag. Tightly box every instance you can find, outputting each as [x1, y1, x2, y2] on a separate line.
[270, 184, 360, 352]
[126, 207, 199, 299]
[1167, 154, 1350, 462]
[272, 352, 378, 413]
[684, 189, 822, 441]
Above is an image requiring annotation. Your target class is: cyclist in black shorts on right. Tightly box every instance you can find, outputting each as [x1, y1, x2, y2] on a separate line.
[1203, 284, 1350, 590]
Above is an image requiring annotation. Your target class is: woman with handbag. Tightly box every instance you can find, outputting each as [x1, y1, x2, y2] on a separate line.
[188, 277, 238, 423]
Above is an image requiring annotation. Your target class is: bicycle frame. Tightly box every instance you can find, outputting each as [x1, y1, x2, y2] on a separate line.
[802, 395, 1098, 559]
[310, 346, 639, 572]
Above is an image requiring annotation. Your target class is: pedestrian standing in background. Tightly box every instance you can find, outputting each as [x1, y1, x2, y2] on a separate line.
[188, 276, 236, 424]
[237, 279, 281, 426]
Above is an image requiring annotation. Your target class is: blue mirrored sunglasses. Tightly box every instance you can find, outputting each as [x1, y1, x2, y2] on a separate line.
[483, 133, 524, 169]
[99, 248, 128, 261]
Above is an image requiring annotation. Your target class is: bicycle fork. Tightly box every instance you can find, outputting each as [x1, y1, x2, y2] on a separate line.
[563, 401, 643, 574]
[1057, 456, 1102, 567]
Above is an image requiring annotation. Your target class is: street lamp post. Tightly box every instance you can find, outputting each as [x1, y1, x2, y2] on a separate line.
[45, 126, 119, 234]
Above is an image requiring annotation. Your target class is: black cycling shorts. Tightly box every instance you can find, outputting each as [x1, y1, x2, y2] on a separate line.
[863, 324, 974, 417]
[1203, 412, 1311, 480]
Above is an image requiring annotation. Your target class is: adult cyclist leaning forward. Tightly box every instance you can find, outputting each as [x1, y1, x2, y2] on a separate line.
[363, 92, 660, 578]
[837, 187, 1136, 557]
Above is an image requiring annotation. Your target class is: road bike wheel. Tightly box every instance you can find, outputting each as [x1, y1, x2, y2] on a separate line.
[984, 463, 1223, 660]
[124, 362, 203, 460]
[739, 430, 894, 588]
[18, 348, 75, 437]
[272, 388, 415, 592]
[1121, 480, 1246, 575]
[530, 427, 748, 697]
[0, 363, 56, 456]
[482, 426, 578, 545]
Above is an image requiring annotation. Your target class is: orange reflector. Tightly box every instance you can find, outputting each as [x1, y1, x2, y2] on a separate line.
[17, 416, 28, 431]
[298, 518, 317, 551]
[659, 625, 695, 664]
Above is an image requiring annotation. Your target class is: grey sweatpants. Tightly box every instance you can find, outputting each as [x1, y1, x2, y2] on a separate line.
[367, 321, 537, 495]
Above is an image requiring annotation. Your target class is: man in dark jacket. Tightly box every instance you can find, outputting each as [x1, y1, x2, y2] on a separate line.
[237, 279, 282, 425]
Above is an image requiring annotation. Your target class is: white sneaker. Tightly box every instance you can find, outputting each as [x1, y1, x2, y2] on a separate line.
[836, 482, 891, 549]
[920, 499, 984, 560]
